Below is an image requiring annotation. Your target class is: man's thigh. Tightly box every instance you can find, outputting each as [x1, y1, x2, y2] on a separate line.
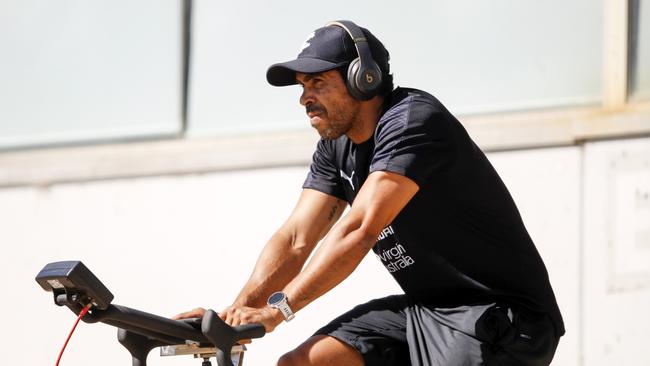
[310, 296, 559, 366]
[409, 303, 560, 366]
[313, 295, 486, 366]
[405, 302, 488, 366]
[314, 295, 411, 366]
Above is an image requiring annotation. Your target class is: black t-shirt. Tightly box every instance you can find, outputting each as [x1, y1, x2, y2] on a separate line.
[303, 87, 565, 336]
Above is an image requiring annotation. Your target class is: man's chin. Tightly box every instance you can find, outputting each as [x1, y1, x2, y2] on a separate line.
[317, 129, 344, 140]
[310, 122, 347, 140]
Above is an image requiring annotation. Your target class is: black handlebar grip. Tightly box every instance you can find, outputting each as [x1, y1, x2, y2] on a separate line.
[201, 310, 266, 366]
[232, 323, 266, 341]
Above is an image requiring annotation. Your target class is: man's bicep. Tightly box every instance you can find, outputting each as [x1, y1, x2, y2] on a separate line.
[281, 188, 347, 247]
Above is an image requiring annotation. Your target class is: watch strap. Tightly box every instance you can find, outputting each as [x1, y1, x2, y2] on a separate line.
[275, 300, 295, 321]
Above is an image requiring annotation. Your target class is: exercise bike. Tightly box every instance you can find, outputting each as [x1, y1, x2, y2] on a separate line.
[36, 261, 266, 366]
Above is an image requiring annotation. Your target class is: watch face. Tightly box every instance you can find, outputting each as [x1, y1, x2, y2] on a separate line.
[268, 292, 286, 305]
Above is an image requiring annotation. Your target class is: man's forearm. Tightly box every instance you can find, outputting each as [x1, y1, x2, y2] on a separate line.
[232, 230, 314, 308]
[282, 217, 376, 313]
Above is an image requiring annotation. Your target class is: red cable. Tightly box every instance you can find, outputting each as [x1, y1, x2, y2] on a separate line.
[55, 303, 92, 366]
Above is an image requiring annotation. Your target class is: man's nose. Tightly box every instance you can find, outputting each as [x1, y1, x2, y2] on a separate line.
[300, 89, 314, 106]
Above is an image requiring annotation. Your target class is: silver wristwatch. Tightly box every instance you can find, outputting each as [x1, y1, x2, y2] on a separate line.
[267, 291, 295, 322]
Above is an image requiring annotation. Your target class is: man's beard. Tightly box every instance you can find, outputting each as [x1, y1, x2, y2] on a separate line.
[307, 102, 356, 140]
[318, 119, 352, 140]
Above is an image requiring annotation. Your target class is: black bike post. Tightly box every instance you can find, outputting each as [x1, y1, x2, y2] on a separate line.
[117, 329, 168, 366]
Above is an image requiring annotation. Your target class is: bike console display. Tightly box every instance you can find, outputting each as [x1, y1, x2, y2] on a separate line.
[35, 260, 114, 312]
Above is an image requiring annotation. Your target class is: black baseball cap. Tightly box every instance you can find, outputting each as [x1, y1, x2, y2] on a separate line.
[266, 24, 389, 87]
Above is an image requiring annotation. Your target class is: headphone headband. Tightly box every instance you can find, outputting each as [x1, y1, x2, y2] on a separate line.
[326, 20, 368, 44]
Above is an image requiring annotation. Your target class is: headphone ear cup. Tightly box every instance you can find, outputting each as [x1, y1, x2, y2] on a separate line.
[346, 58, 382, 101]
[346, 58, 366, 100]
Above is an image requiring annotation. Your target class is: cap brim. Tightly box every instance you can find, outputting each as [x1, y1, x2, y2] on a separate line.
[266, 58, 347, 86]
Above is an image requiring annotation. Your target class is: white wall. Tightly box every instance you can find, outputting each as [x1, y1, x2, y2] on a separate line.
[1, 138, 649, 365]
[582, 138, 650, 365]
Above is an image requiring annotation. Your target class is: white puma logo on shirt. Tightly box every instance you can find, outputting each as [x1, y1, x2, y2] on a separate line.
[340, 170, 355, 191]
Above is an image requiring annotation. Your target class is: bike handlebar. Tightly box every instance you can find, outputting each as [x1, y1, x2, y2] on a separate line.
[36, 261, 266, 366]
[106, 306, 265, 366]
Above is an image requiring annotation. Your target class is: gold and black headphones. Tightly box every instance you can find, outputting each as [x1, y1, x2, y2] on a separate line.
[326, 20, 383, 100]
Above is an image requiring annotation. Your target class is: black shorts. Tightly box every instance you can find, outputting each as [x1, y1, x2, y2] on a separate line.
[314, 295, 559, 366]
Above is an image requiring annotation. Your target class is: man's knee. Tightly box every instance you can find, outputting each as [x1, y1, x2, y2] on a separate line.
[276, 335, 364, 366]
[276, 348, 306, 366]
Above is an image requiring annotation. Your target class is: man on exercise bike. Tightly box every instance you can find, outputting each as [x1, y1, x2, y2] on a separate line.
[175, 21, 565, 366]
